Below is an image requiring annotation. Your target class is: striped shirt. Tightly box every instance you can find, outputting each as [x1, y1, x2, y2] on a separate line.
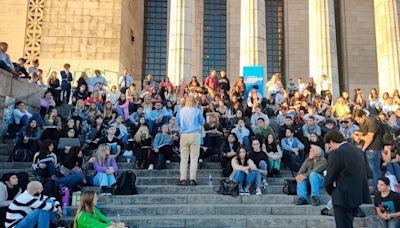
[5, 191, 60, 227]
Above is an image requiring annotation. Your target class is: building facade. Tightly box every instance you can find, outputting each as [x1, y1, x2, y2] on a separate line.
[0, 0, 399, 95]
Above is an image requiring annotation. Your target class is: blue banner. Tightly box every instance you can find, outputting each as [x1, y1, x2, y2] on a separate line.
[243, 66, 265, 99]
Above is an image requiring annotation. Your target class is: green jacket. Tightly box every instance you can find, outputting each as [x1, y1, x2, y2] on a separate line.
[76, 207, 112, 228]
[297, 157, 327, 178]
[253, 126, 275, 142]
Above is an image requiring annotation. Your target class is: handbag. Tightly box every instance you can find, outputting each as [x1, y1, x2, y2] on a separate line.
[215, 179, 239, 197]
[283, 179, 297, 195]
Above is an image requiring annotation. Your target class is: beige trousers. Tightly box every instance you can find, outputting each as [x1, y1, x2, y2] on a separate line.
[179, 132, 201, 180]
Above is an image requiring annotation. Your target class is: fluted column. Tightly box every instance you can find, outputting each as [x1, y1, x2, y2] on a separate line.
[374, 0, 400, 95]
[309, 0, 339, 98]
[239, 0, 267, 76]
[167, 0, 195, 86]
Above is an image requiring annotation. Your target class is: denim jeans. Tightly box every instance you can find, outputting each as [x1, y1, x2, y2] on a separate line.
[232, 170, 262, 188]
[116, 107, 125, 119]
[15, 199, 57, 228]
[242, 136, 250, 151]
[379, 217, 400, 228]
[386, 163, 400, 182]
[257, 160, 268, 184]
[268, 158, 281, 170]
[59, 173, 85, 189]
[297, 171, 325, 199]
[366, 149, 382, 191]
[61, 87, 71, 104]
[93, 172, 116, 187]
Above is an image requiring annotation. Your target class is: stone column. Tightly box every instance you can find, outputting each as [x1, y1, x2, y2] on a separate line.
[167, 0, 196, 86]
[374, 0, 400, 95]
[309, 0, 340, 98]
[239, 0, 267, 76]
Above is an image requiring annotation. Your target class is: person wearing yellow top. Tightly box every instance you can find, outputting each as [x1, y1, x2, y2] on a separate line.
[73, 191, 126, 228]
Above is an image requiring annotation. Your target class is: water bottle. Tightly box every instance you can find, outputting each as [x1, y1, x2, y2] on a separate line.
[62, 203, 68, 217]
[208, 174, 213, 186]
[117, 214, 121, 223]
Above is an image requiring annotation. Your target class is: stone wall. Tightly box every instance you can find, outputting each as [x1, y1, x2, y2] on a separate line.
[284, 0, 309, 81]
[126, 0, 144, 88]
[0, 0, 28, 60]
[340, 0, 378, 94]
[39, 0, 123, 85]
[227, 0, 241, 82]
[0, 69, 45, 134]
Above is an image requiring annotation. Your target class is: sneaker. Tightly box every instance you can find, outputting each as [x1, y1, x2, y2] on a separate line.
[256, 187, 262, 195]
[148, 164, 154, 170]
[166, 160, 171, 164]
[239, 188, 245, 196]
[311, 196, 320, 206]
[199, 159, 203, 163]
[296, 197, 308, 205]
[99, 192, 107, 196]
[262, 179, 269, 187]
[244, 187, 250, 196]
[321, 208, 335, 216]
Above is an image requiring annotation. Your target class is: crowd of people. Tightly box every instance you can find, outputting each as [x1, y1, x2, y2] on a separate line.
[2, 40, 400, 227]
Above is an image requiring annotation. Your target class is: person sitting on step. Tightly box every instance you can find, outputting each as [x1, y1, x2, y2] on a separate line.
[74, 191, 127, 228]
[230, 146, 263, 196]
[249, 138, 269, 188]
[93, 144, 118, 196]
[263, 134, 283, 177]
[32, 140, 58, 180]
[296, 145, 327, 206]
[152, 124, 174, 169]
[5, 181, 61, 228]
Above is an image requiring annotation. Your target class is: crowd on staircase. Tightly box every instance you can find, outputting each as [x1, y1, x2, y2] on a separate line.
[1, 41, 400, 227]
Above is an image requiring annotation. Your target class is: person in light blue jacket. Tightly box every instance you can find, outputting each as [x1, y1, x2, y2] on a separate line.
[152, 124, 173, 169]
[281, 128, 305, 166]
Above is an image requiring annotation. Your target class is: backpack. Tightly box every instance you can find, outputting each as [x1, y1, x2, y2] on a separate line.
[283, 179, 297, 195]
[380, 121, 394, 146]
[215, 179, 239, 197]
[115, 171, 138, 195]
[10, 147, 30, 162]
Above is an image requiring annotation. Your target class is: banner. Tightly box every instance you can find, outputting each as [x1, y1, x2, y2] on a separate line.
[243, 66, 265, 99]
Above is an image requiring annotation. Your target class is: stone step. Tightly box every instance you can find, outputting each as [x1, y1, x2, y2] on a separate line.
[62, 214, 377, 228]
[65, 204, 376, 217]
[96, 194, 331, 205]
[84, 184, 287, 194]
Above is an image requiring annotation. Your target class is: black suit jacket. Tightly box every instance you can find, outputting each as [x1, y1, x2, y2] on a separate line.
[325, 142, 371, 208]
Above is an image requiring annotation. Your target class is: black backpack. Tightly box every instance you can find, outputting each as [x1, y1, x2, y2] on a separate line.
[10, 147, 31, 162]
[283, 179, 297, 195]
[380, 121, 394, 146]
[115, 171, 138, 195]
[215, 179, 239, 197]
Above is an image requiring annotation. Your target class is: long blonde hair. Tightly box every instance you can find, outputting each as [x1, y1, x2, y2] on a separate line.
[134, 125, 149, 143]
[47, 71, 58, 85]
[73, 191, 96, 228]
[96, 144, 111, 167]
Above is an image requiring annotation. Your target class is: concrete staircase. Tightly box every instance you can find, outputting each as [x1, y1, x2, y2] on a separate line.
[0, 143, 382, 227]
[0, 104, 382, 227]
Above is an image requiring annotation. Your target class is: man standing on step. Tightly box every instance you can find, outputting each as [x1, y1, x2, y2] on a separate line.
[324, 130, 371, 228]
[176, 96, 205, 186]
